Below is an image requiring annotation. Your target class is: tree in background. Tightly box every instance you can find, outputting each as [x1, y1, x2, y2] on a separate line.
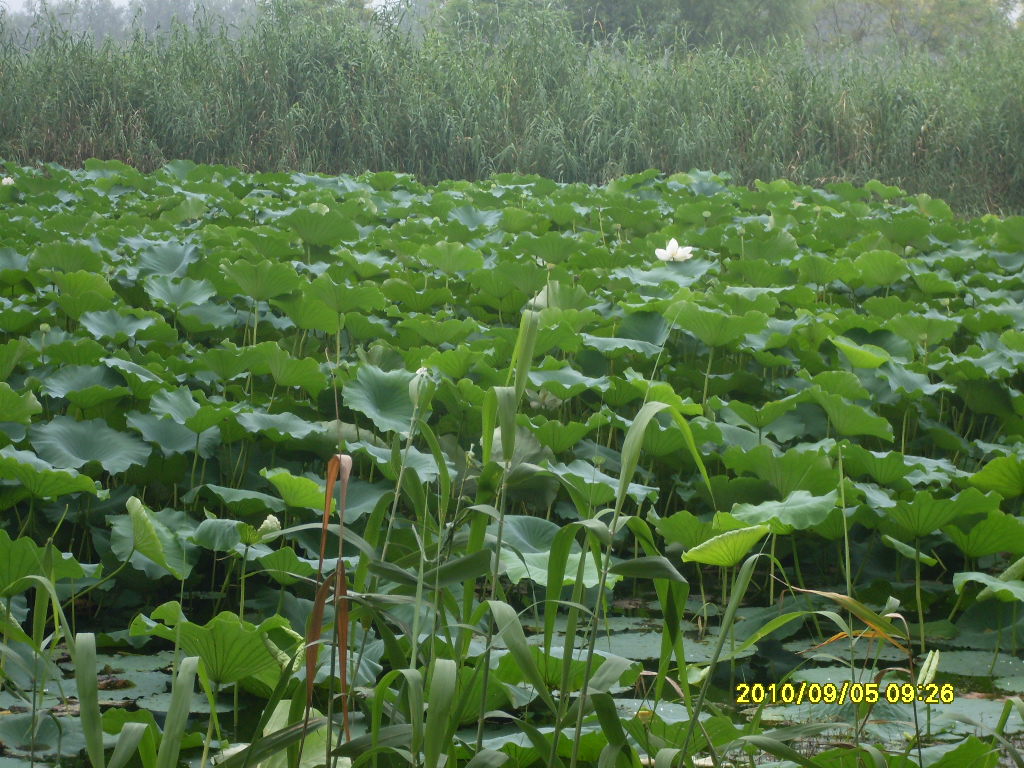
[811, 0, 1020, 52]
[537, 0, 815, 49]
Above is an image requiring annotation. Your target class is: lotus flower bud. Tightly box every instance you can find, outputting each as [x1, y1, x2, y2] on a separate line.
[409, 366, 435, 410]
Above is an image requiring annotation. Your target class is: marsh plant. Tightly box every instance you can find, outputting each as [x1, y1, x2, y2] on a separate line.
[1, 162, 1024, 767]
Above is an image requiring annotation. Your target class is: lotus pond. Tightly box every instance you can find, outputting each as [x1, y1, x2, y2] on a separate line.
[2, 160, 1024, 767]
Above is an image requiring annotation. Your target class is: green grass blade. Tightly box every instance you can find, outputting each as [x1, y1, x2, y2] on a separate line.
[424, 658, 458, 768]
[74, 633, 105, 768]
[155, 656, 200, 768]
[486, 600, 557, 714]
[216, 717, 329, 768]
[107, 723, 149, 768]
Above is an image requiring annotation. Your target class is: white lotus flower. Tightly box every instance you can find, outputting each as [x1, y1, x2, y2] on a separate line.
[258, 514, 282, 537]
[0, 177, 13, 186]
[308, 202, 329, 214]
[655, 238, 694, 262]
[528, 389, 563, 411]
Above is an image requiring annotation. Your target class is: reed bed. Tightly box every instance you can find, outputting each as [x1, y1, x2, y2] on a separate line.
[1, 0, 1022, 214]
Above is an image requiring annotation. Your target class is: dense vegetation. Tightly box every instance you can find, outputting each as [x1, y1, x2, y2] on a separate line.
[0, 0, 1023, 215]
[3, 158, 1024, 766]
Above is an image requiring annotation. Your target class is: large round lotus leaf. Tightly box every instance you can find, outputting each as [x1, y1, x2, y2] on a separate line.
[134, 239, 199, 278]
[260, 467, 336, 515]
[944, 510, 1024, 558]
[283, 208, 358, 246]
[125, 412, 220, 458]
[221, 258, 300, 300]
[29, 416, 151, 473]
[729, 490, 838, 534]
[0, 528, 85, 597]
[236, 411, 320, 441]
[79, 309, 156, 341]
[969, 455, 1024, 499]
[0, 383, 41, 425]
[131, 604, 289, 687]
[888, 488, 997, 539]
[144, 275, 216, 308]
[0, 445, 97, 498]
[181, 484, 285, 516]
[342, 364, 416, 437]
[682, 525, 769, 567]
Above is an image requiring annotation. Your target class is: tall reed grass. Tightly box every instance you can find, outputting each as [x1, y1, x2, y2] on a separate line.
[1, 0, 1022, 214]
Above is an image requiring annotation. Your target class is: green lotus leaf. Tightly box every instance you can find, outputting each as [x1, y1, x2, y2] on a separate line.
[528, 366, 609, 400]
[51, 270, 116, 318]
[343, 363, 416, 437]
[149, 387, 229, 432]
[348, 440, 450, 485]
[943, 510, 1024, 558]
[396, 316, 478, 347]
[722, 445, 838, 497]
[880, 534, 938, 565]
[220, 258, 301, 301]
[144, 275, 216, 308]
[665, 302, 767, 348]
[30, 242, 104, 273]
[269, 295, 341, 333]
[130, 603, 289, 686]
[380, 278, 450, 312]
[954, 572, 1024, 603]
[112, 497, 196, 579]
[886, 488, 999, 539]
[263, 349, 328, 397]
[723, 397, 799, 430]
[258, 546, 321, 585]
[581, 334, 661, 358]
[887, 311, 959, 347]
[0, 338, 31, 382]
[133, 239, 199, 278]
[308, 275, 387, 314]
[103, 356, 168, 397]
[0, 445, 98, 498]
[651, 510, 716, 550]
[852, 250, 909, 287]
[526, 415, 601, 454]
[419, 241, 484, 273]
[0, 528, 85, 597]
[199, 344, 253, 380]
[79, 309, 156, 341]
[125, 412, 220, 457]
[448, 205, 502, 231]
[236, 411, 320, 441]
[0, 247, 30, 285]
[830, 336, 891, 368]
[260, 467, 336, 515]
[40, 364, 130, 408]
[0, 383, 41, 425]
[193, 518, 251, 552]
[283, 208, 359, 246]
[840, 444, 912, 486]
[546, 459, 658, 509]
[804, 388, 893, 441]
[503, 551, 619, 589]
[29, 416, 151, 474]
[969, 455, 1024, 499]
[177, 302, 243, 333]
[182, 484, 285, 517]
[728, 490, 838, 534]
[682, 525, 770, 567]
